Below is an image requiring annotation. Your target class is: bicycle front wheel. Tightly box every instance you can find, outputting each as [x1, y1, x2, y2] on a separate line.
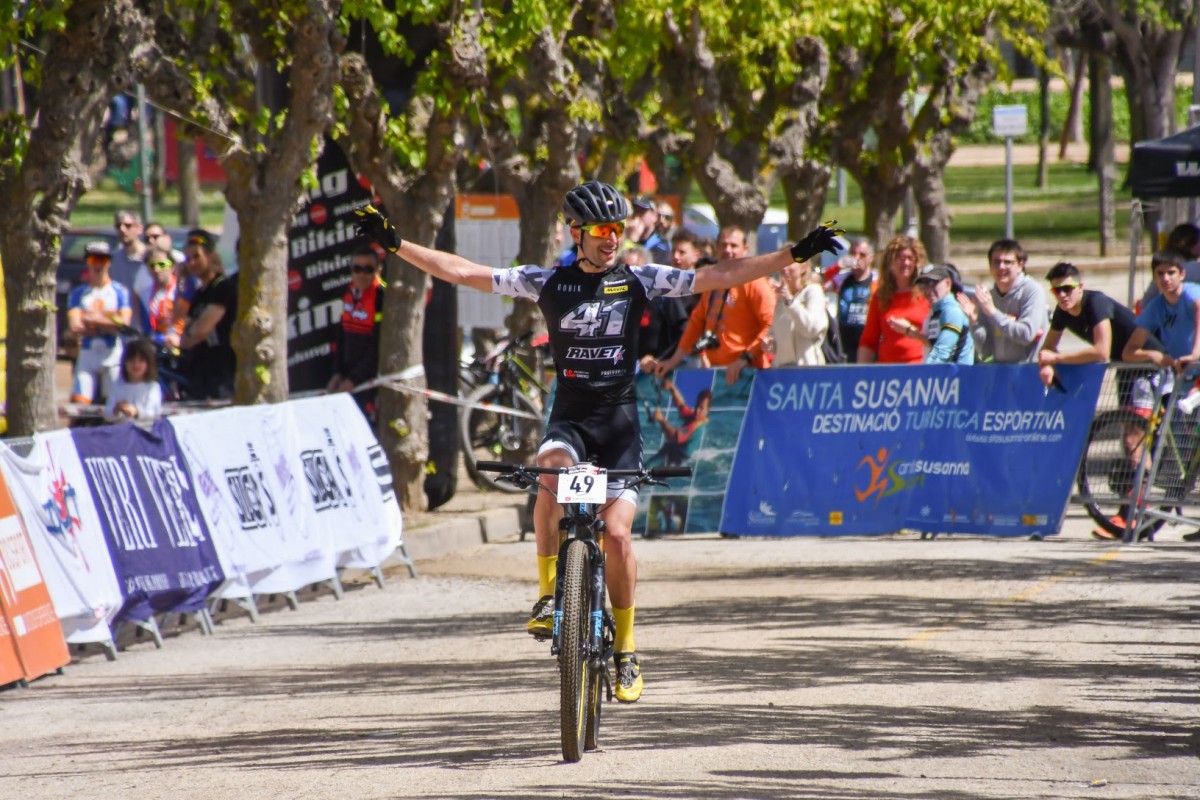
[460, 384, 543, 493]
[559, 539, 590, 762]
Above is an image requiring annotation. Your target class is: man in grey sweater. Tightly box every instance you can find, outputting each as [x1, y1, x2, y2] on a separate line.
[957, 238, 1048, 363]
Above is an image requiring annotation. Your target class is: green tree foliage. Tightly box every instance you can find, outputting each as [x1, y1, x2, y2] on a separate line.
[818, 0, 1047, 252]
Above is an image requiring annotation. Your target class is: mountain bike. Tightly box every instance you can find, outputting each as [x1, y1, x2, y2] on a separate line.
[460, 332, 551, 493]
[1076, 374, 1200, 540]
[475, 459, 691, 762]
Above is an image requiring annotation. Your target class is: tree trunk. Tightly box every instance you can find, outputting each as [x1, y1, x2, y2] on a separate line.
[1037, 66, 1051, 188]
[336, 47, 468, 512]
[859, 182, 906, 252]
[1, 234, 60, 434]
[780, 161, 831, 241]
[221, 181, 292, 404]
[1059, 49, 1087, 159]
[377, 253, 433, 511]
[913, 170, 952, 266]
[177, 134, 200, 227]
[1092, 53, 1116, 256]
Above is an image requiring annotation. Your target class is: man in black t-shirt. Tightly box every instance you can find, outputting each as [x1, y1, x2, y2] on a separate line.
[179, 229, 237, 400]
[1038, 261, 1167, 413]
[1038, 262, 1170, 540]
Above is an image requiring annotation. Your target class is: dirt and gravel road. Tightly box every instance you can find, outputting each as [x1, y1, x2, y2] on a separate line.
[1, 504, 1197, 800]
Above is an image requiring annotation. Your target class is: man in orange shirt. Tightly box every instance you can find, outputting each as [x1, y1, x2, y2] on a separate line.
[649, 225, 775, 385]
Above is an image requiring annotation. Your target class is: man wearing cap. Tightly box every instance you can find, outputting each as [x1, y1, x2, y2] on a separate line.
[67, 241, 133, 404]
[178, 228, 237, 400]
[915, 263, 973, 365]
[631, 195, 671, 264]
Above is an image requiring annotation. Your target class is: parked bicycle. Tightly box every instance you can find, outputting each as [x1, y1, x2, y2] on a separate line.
[460, 332, 552, 493]
[475, 459, 691, 762]
[1076, 366, 1200, 540]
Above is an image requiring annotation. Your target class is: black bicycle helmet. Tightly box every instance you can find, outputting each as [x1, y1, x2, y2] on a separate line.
[562, 181, 630, 226]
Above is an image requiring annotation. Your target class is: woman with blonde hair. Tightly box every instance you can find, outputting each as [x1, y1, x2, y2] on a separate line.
[771, 256, 829, 366]
[856, 235, 931, 364]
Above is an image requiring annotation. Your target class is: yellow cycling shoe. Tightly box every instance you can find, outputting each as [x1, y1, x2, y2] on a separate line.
[527, 595, 554, 639]
[614, 652, 642, 703]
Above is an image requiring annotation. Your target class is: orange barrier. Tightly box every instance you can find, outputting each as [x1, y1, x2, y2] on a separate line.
[0, 469, 69, 684]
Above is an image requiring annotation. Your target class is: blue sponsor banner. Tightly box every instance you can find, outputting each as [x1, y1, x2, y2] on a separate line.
[721, 364, 1105, 537]
[71, 421, 224, 622]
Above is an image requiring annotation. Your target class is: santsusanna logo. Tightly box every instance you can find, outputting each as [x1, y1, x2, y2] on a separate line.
[854, 447, 924, 505]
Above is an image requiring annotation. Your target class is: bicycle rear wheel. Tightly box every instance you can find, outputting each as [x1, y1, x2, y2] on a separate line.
[1077, 409, 1167, 537]
[559, 539, 590, 762]
[460, 384, 543, 493]
[584, 612, 611, 752]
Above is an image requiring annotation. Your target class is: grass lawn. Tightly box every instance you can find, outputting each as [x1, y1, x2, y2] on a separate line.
[69, 177, 226, 229]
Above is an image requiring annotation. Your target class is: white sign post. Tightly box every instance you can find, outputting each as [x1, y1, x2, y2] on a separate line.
[992, 105, 1028, 239]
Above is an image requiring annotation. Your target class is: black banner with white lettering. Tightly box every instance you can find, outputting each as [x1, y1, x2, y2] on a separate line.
[287, 140, 380, 392]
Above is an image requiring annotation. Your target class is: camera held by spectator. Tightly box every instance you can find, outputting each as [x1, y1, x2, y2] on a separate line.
[692, 330, 719, 354]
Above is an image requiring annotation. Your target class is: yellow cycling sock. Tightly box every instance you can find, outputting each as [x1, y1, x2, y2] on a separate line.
[537, 555, 557, 599]
[613, 605, 636, 653]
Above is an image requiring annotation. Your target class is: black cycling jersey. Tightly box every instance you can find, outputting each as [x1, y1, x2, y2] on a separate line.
[494, 262, 695, 406]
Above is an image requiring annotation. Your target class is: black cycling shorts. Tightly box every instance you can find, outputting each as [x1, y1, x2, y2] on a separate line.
[540, 400, 642, 497]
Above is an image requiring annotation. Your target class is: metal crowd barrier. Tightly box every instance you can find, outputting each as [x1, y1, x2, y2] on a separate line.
[1072, 362, 1200, 542]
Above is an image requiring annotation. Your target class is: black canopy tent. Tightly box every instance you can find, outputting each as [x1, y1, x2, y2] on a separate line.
[1131, 124, 1200, 198]
[1125, 124, 1200, 305]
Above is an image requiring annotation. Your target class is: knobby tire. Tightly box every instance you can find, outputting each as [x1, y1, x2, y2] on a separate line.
[460, 384, 543, 493]
[559, 539, 590, 762]
[1077, 409, 1168, 537]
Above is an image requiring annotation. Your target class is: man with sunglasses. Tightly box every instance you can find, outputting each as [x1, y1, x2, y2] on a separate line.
[355, 181, 841, 703]
[111, 210, 147, 294]
[178, 229, 237, 400]
[67, 241, 133, 405]
[138, 247, 183, 345]
[1039, 262, 1170, 539]
[327, 246, 385, 422]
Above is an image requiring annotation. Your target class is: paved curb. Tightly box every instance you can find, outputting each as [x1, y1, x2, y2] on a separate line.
[402, 505, 526, 562]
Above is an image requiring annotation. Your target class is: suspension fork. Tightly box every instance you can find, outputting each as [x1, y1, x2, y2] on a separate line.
[551, 503, 602, 657]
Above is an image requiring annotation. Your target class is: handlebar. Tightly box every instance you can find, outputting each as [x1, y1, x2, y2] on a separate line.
[475, 461, 692, 479]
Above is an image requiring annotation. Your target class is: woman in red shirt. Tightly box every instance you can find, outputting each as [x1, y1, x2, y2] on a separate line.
[856, 235, 931, 364]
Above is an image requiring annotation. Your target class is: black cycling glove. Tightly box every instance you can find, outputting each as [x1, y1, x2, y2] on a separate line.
[790, 221, 844, 263]
[354, 204, 402, 253]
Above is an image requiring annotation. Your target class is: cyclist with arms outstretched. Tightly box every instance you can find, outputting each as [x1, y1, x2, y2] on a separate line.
[355, 182, 840, 702]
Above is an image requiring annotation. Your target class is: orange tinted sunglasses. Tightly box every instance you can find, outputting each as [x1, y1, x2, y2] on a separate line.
[580, 221, 626, 239]
[85, 254, 111, 266]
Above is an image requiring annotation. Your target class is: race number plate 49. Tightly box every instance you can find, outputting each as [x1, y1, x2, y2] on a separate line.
[556, 465, 608, 504]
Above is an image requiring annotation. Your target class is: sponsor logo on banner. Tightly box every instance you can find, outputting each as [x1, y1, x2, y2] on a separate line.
[81, 454, 208, 552]
[367, 444, 394, 504]
[854, 448, 971, 506]
[225, 443, 280, 531]
[301, 428, 358, 513]
[40, 446, 88, 569]
[0, 517, 39, 607]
